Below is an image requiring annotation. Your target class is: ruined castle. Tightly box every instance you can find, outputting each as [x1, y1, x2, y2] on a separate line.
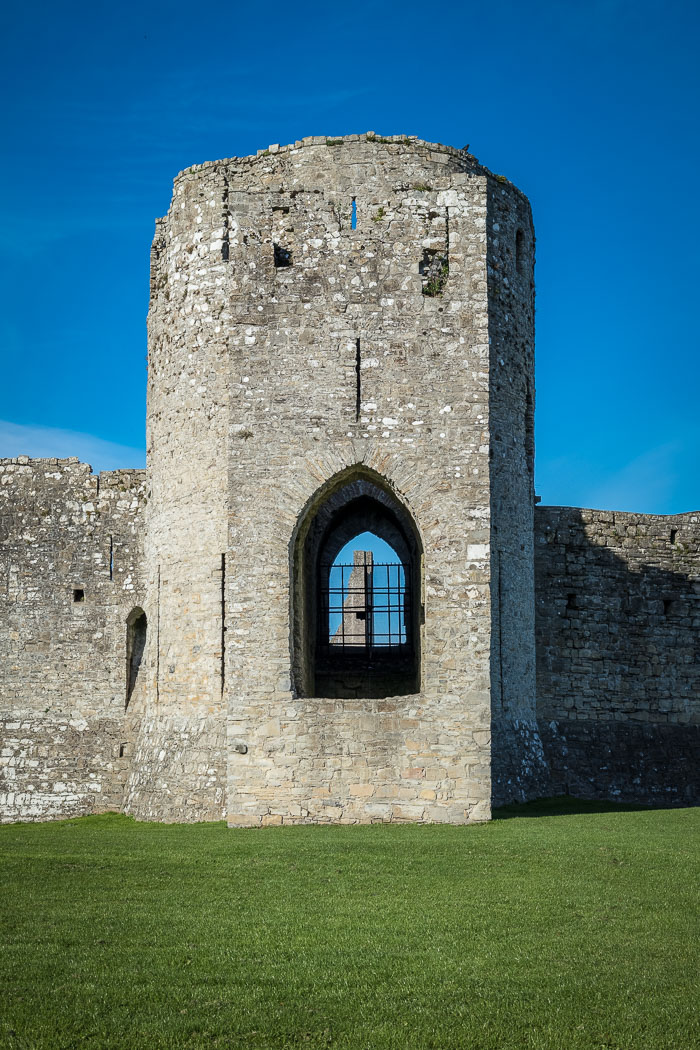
[1, 135, 698, 826]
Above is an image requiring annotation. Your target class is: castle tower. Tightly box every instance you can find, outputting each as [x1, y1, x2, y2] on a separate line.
[125, 134, 548, 824]
[330, 551, 373, 648]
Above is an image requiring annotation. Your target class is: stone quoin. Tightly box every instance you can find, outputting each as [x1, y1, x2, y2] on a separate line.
[1, 134, 698, 825]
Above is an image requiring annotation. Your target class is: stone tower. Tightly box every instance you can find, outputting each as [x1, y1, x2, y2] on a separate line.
[4, 135, 694, 827]
[124, 133, 547, 825]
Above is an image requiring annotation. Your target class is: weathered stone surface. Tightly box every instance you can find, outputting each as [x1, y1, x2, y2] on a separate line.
[0, 459, 145, 822]
[1, 135, 698, 825]
[535, 507, 700, 802]
[539, 720, 700, 805]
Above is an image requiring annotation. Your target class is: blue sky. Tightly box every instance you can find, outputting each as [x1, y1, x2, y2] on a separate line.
[1, 0, 698, 512]
[330, 534, 404, 642]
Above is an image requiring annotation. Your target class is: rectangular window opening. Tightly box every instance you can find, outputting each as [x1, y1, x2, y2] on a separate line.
[670, 528, 677, 545]
[351, 198, 357, 230]
[73, 588, 85, 603]
[273, 243, 292, 268]
[566, 593, 577, 611]
[420, 248, 449, 297]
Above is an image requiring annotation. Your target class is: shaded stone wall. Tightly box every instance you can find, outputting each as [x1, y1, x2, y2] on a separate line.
[487, 173, 547, 805]
[535, 506, 700, 804]
[0, 458, 146, 821]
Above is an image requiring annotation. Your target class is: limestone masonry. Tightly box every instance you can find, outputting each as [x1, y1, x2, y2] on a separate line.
[1, 134, 698, 825]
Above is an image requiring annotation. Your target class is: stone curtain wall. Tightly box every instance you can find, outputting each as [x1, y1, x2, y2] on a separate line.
[0, 458, 146, 822]
[535, 507, 700, 804]
[5, 138, 697, 826]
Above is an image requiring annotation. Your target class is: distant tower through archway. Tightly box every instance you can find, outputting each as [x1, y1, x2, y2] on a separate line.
[291, 469, 423, 700]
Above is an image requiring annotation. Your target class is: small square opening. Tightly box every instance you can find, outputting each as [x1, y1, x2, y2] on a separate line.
[73, 588, 85, 603]
[273, 243, 292, 268]
[420, 249, 448, 297]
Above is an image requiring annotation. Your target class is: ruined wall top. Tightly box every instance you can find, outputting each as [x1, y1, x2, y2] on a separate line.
[0, 456, 145, 492]
[161, 133, 529, 209]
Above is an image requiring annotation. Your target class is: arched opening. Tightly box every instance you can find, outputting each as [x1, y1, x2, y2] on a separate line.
[125, 607, 147, 711]
[291, 469, 423, 699]
[326, 531, 405, 652]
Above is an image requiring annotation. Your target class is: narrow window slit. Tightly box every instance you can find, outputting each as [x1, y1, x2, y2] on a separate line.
[156, 566, 161, 703]
[525, 378, 535, 469]
[109, 535, 114, 580]
[355, 338, 361, 421]
[221, 182, 230, 261]
[351, 198, 357, 230]
[670, 528, 677, 545]
[126, 608, 147, 710]
[516, 228, 525, 274]
[220, 553, 226, 695]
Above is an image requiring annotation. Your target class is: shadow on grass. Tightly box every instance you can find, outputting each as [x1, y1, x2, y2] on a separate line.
[492, 794, 695, 820]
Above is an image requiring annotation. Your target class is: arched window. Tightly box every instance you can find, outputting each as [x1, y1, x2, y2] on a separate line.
[125, 607, 147, 710]
[291, 469, 423, 699]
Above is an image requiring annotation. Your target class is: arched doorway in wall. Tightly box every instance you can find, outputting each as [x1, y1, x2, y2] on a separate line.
[291, 470, 423, 699]
[125, 607, 147, 711]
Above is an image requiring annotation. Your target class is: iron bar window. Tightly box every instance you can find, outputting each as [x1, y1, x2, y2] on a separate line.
[319, 558, 411, 656]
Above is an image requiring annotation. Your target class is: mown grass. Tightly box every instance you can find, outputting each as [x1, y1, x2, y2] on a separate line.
[0, 799, 698, 1050]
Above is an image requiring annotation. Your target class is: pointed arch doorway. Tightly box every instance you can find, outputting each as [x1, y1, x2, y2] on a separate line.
[291, 469, 423, 699]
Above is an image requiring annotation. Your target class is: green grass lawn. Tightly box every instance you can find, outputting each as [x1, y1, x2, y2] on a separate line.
[1, 799, 698, 1050]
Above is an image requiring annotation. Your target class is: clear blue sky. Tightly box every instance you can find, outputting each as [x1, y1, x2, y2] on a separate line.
[1, 0, 698, 513]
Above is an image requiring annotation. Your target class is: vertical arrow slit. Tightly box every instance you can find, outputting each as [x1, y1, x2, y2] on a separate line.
[221, 553, 226, 696]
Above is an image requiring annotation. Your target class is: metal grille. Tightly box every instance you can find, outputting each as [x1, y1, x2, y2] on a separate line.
[320, 560, 411, 652]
